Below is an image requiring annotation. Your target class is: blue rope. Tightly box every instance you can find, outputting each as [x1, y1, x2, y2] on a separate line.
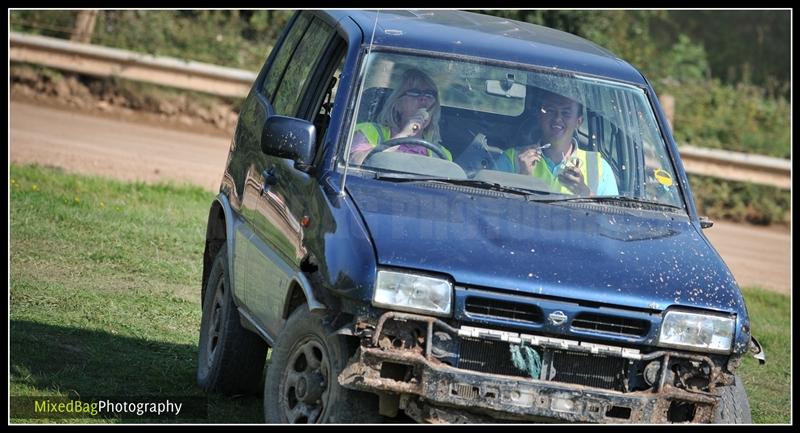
[510, 343, 541, 379]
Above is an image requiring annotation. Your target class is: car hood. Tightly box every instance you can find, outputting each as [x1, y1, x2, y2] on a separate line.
[346, 177, 745, 313]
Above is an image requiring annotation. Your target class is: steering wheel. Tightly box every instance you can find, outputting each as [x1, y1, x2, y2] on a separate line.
[362, 137, 449, 161]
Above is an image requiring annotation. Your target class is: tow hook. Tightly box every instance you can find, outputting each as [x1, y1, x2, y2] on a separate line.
[749, 336, 766, 365]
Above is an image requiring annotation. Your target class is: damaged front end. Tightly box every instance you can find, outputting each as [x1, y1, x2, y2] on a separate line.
[338, 311, 739, 424]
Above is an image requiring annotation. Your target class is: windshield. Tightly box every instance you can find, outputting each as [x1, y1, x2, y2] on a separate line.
[341, 49, 685, 209]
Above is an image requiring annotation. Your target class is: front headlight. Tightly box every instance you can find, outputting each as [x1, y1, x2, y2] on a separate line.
[658, 310, 735, 353]
[372, 269, 453, 317]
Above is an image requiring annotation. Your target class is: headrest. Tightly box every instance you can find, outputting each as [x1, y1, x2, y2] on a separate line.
[512, 109, 543, 148]
[357, 87, 394, 123]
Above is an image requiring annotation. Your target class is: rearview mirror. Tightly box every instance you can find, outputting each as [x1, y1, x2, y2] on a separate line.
[486, 79, 526, 99]
[261, 115, 316, 170]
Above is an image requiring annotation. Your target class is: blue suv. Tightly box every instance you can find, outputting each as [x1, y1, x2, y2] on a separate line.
[196, 10, 764, 423]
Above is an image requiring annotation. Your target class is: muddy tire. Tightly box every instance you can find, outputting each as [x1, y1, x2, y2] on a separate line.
[714, 374, 752, 424]
[264, 305, 381, 423]
[197, 245, 268, 394]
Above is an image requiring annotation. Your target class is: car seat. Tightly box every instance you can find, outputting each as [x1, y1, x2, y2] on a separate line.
[510, 108, 543, 149]
[357, 87, 394, 124]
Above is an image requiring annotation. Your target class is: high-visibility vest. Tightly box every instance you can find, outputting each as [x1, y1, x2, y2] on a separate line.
[355, 122, 453, 161]
[355, 122, 391, 146]
[504, 146, 602, 194]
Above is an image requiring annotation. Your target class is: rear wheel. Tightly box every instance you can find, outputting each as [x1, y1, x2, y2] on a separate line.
[264, 305, 381, 423]
[714, 374, 752, 424]
[197, 245, 268, 394]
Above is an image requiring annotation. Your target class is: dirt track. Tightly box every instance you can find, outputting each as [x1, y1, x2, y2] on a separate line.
[10, 100, 791, 295]
[10, 100, 230, 192]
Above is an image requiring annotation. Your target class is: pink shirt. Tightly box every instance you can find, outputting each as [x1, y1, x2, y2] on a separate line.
[351, 128, 430, 157]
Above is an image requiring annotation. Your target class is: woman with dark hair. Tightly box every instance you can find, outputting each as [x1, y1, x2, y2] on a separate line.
[348, 67, 451, 165]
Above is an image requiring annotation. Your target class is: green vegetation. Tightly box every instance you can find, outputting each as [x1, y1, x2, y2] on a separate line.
[662, 79, 790, 158]
[689, 174, 791, 226]
[9, 164, 791, 423]
[478, 10, 790, 159]
[10, 164, 261, 423]
[737, 287, 791, 424]
[10, 10, 291, 72]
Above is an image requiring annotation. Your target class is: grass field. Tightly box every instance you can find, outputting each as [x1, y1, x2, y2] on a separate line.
[9, 163, 262, 423]
[9, 163, 791, 424]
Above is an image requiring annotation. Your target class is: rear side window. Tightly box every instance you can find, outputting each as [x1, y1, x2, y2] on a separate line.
[271, 17, 334, 116]
[262, 13, 311, 101]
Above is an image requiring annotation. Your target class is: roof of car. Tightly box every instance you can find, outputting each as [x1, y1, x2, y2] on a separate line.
[327, 10, 646, 85]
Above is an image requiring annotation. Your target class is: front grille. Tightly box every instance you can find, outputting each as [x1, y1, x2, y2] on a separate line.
[458, 338, 522, 377]
[571, 312, 650, 337]
[465, 297, 544, 324]
[456, 338, 627, 391]
[550, 350, 626, 391]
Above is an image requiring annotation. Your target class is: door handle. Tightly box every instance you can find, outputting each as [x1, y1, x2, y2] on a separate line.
[261, 168, 277, 193]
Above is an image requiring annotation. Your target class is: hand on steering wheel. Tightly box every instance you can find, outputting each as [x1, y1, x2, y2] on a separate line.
[362, 137, 449, 161]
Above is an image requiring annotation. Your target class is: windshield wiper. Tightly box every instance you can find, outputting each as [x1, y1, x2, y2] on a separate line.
[531, 194, 683, 210]
[373, 173, 553, 198]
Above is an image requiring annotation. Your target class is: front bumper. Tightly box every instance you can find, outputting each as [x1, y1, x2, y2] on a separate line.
[338, 312, 725, 423]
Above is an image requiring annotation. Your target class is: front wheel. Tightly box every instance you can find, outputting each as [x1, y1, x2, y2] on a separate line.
[263, 306, 381, 423]
[713, 374, 752, 424]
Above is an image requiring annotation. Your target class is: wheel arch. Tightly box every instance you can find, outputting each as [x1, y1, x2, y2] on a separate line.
[283, 274, 327, 319]
[202, 194, 234, 306]
[282, 282, 308, 320]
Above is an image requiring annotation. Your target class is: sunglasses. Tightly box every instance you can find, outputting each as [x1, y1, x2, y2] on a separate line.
[540, 105, 579, 119]
[402, 89, 437, 99]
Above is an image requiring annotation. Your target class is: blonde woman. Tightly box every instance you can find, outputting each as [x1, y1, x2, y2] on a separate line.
[349, 68, 452, 165]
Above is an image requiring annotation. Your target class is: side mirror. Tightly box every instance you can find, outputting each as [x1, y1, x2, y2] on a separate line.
[699, 216, 714, 229]
[261, 115, 316, 169]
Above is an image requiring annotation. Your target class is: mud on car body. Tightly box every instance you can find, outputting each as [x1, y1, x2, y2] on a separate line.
[196, 10, 764, 424]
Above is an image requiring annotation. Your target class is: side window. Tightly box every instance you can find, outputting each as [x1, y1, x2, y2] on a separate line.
[262, 13, 311, 101]
[272, 17, 334, 116]
[311, 49, 346, 148]
[327, 55, 346, 111]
